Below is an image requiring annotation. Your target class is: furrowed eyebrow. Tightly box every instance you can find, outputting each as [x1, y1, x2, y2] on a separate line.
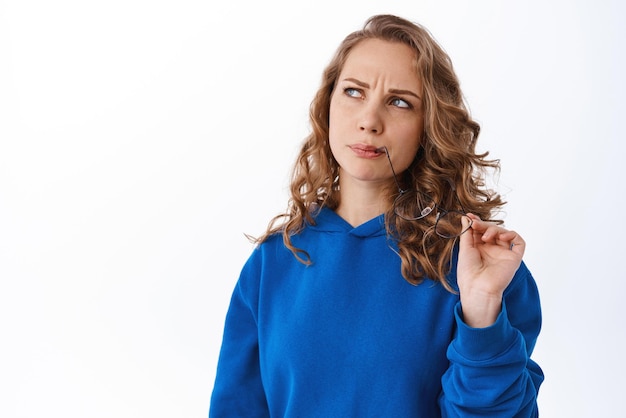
[343, 78, 369, 88]
[342, 78, 421, 101]
[388, 88, 421, 101]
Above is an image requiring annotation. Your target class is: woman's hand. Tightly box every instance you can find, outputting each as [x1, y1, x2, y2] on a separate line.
[456, 213, 525, 328]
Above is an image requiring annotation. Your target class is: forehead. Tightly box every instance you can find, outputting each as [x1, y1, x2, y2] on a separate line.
[340, 38, 421, 88]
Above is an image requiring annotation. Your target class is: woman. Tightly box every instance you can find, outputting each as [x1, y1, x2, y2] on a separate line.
[210, 14, 543, 417]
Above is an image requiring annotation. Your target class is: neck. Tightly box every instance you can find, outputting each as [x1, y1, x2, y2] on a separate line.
[334, 177, 393, 227]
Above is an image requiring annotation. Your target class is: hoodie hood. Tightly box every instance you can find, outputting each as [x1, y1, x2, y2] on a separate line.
[308, 207, 387, 238]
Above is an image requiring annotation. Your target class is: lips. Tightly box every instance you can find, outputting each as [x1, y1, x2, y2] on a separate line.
[348, 144, 385, 159]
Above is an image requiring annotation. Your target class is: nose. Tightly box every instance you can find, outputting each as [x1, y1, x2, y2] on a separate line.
[358, 102, 383, 134]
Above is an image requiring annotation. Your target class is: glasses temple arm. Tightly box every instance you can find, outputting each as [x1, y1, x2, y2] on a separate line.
[380, 146, 406, 194]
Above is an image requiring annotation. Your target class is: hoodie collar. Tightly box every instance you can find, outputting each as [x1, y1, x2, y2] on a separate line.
[309, 207, 387, 238]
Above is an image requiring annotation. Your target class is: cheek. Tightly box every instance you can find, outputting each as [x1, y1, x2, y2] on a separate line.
[394, 136, 422, 172]
[327, 99, 347, 145]
[396, 150, 418, 173]
[406, 122, 424, 155]
[328, 94, 343, 124]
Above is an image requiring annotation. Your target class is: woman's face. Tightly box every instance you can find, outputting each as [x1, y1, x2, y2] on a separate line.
[329, 38, 424, 189]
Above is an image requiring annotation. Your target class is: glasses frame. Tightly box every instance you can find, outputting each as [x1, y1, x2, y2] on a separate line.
[381, 146, 473, 239]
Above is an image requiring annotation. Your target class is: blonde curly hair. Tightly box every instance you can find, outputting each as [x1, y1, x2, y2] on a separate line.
[254, 14, 503, 291]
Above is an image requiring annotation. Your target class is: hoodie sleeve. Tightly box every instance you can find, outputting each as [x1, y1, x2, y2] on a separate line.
[439, 262, 544, 417]
[209, 249, 270, 418]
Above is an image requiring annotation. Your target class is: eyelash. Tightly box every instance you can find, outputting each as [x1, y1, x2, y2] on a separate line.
[391, 98, 411, 109]
[344, 87, 362, 98]
[343, 88, 412, 109]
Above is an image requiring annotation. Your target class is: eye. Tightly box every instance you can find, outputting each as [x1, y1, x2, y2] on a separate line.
[390, 98, 411, 109]
[344, 87, 363, 99]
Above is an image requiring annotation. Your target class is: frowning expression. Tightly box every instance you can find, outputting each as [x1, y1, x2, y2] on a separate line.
[329, 38, 424, 188]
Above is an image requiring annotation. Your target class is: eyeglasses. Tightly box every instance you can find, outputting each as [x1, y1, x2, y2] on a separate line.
[380, 146, 472, 239]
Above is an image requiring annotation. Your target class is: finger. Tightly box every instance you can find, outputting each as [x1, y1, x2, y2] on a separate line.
[477, 225, 524, 255]
[459, 213, 477, 249]
[465, 213, 494, 234]
[467, 220, 500, 247]
[504, 232, 526, 255]
[487, 229, 526, 257]
[492, 229, 524, 244]
[466, 214, 526, 253]
[498, 230, 521, 242]
[467, 213, 506, 231]
[509, 241, 525, 256]
[480, 224, 508, 243]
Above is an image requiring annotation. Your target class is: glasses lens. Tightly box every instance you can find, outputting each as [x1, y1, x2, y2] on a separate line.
[394, 191, 436, 221]
[435, 211, 472, 238]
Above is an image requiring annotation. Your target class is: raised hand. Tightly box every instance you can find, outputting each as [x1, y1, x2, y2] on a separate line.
[456, 213, 525, 328]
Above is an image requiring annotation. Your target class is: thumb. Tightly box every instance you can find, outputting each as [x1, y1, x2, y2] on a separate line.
[459, 213, 476, 249]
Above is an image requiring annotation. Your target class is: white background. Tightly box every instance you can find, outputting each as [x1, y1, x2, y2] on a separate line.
[1, 0, 624, 417]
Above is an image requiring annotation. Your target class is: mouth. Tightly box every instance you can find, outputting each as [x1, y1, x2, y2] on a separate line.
[349, 144, 386, 159]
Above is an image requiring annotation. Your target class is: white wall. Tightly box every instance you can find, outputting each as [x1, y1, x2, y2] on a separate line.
[1, 1, 623, 416]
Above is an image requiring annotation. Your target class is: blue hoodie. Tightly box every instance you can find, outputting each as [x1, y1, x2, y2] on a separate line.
[210, 207, 543, 417]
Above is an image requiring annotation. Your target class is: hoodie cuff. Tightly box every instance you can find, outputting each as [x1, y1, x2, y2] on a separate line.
[453, 300, 517, 360]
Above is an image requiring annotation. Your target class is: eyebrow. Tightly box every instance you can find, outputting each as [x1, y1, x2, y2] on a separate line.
[342, 77, 421, 100]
